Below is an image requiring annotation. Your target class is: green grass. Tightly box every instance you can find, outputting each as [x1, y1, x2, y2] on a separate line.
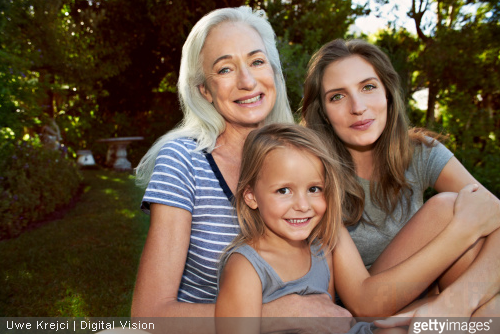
[0, 169, 150, 317]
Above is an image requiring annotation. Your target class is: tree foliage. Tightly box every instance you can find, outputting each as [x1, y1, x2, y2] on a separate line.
[1, 0, 499, 197]
[402, 0, 500, 193]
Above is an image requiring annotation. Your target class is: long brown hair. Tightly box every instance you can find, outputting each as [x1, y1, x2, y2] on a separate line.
[301, 39, 438, 226]
[228, 123, 345, 256]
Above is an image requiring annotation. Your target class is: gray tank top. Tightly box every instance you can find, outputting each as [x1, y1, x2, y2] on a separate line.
[229, 243, 331, 303]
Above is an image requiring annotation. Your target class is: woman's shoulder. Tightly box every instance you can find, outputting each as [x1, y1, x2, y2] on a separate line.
[408, 135, 453, 183]
[156, 137, 205, 160]
[153, 137, 209, 174]
[159, 137, 198, 152]
[409, 128, 447, 149]
[412, 135, 449, 157]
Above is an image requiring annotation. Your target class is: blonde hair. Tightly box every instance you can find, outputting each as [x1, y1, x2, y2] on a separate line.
[227, 123, 345, 257]
[301, 39, 438, 226]
[135, 6, 293, 188]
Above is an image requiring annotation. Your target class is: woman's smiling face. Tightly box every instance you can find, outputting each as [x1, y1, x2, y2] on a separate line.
[199, 22, 276, 131]
[322, 55, 388, 153]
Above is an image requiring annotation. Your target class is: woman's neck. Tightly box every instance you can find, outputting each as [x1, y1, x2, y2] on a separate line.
[348, 147, 375, 181]
[212, 125, 256, 194]
[214, 127, 248, 161]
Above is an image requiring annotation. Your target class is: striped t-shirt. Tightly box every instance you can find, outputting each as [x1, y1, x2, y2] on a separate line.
[141, 138, 239, 303]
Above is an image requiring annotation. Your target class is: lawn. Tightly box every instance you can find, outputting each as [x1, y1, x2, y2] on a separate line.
[0, 169, 150, 317]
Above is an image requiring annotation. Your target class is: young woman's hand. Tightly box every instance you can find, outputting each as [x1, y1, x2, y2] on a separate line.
[452, 184, 500, 239]
[373, 298, 470, 334]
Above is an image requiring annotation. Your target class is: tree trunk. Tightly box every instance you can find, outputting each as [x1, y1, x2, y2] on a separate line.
[426, 82, 438, 126]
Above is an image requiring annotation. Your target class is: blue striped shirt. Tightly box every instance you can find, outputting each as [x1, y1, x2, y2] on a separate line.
[141, 138, 239, 303]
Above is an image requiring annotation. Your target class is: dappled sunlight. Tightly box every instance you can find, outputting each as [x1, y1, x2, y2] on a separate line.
[18, 269, 34, 280]
[4, 263, 34, 283]
[54, 285, 89, 317]
[117, 209, 137, 219]
[103, 188, 119, 199]
[98, 172, 132, 184]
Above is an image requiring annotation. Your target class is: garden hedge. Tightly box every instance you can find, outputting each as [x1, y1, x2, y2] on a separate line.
[0, 140, 82, 239]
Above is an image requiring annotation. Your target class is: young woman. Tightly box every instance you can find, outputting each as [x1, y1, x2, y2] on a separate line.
[215, 123, 495, 334]
[301, 39, 500, 316]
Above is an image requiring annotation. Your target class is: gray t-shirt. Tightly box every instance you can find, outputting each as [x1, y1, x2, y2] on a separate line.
[219, 243, 330, 303]
[348, 140, 454, 268]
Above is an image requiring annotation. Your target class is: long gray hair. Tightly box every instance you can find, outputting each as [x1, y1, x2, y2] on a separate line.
[135, 6, 293, 187]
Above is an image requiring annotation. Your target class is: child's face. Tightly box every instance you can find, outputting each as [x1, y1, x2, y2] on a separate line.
[244, 146, 327, 244]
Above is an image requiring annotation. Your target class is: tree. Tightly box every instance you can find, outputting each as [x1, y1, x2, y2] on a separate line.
[407, 0, 499, 125]
[1, 0, 245, 164]
[374, 29, 421, 124]
[405, 0, 500, 193]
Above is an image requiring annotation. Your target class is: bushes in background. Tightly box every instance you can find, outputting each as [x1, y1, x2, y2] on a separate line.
[0, 139, 82, 239]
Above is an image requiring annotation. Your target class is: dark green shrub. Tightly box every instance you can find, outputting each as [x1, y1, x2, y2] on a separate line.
[0, 139, 83, 239]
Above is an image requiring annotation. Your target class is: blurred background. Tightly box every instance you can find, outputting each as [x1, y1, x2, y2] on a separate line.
[0, 0, 498, 316]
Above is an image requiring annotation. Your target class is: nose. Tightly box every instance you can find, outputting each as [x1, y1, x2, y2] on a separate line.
[350, 93, 367, 115]
[237, 66, 257, 90]
[293, 192, 311, 212]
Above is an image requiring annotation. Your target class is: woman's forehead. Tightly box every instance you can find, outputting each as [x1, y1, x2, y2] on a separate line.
[201, 22, 265, 62]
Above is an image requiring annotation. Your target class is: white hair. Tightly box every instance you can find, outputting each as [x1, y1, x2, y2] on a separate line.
[135, 6, 293, 187]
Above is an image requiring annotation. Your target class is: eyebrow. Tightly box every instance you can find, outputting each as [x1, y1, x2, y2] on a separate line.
[212, 49, 265, 68]
[323, 77, 380, 96]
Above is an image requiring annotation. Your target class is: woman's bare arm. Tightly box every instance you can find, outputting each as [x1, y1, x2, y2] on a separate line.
[334, 184, 500, 317]
[132, 203, 215, 317]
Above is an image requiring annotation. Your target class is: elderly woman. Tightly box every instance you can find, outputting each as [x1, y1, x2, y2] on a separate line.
[131, 7, 351, 331]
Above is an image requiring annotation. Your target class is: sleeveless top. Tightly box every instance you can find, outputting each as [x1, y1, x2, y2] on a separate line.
[219, 243, 331, 303]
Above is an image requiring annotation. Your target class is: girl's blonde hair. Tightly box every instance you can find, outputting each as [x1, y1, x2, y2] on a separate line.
[135, 6, 293, 188]
[301, 39, 439, 226]
[230, 123, 345, 255]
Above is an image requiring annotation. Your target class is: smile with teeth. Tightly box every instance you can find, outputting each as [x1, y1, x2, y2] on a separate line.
[285, 218, 311, 224]
[236, 94, 262, 104]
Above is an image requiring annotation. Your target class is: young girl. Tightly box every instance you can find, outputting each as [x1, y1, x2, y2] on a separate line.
[215, 123, 496, 334]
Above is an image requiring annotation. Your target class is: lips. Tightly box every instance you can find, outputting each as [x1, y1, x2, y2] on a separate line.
[235, 93, 262, 104]
[350, 119, 374, 130]
[285, 218, 311, 226]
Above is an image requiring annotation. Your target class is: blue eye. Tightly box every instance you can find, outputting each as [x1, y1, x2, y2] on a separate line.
[218, 67, 230, 74]
[252, 59, 264, 66]
[277, 188, 290, 195]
